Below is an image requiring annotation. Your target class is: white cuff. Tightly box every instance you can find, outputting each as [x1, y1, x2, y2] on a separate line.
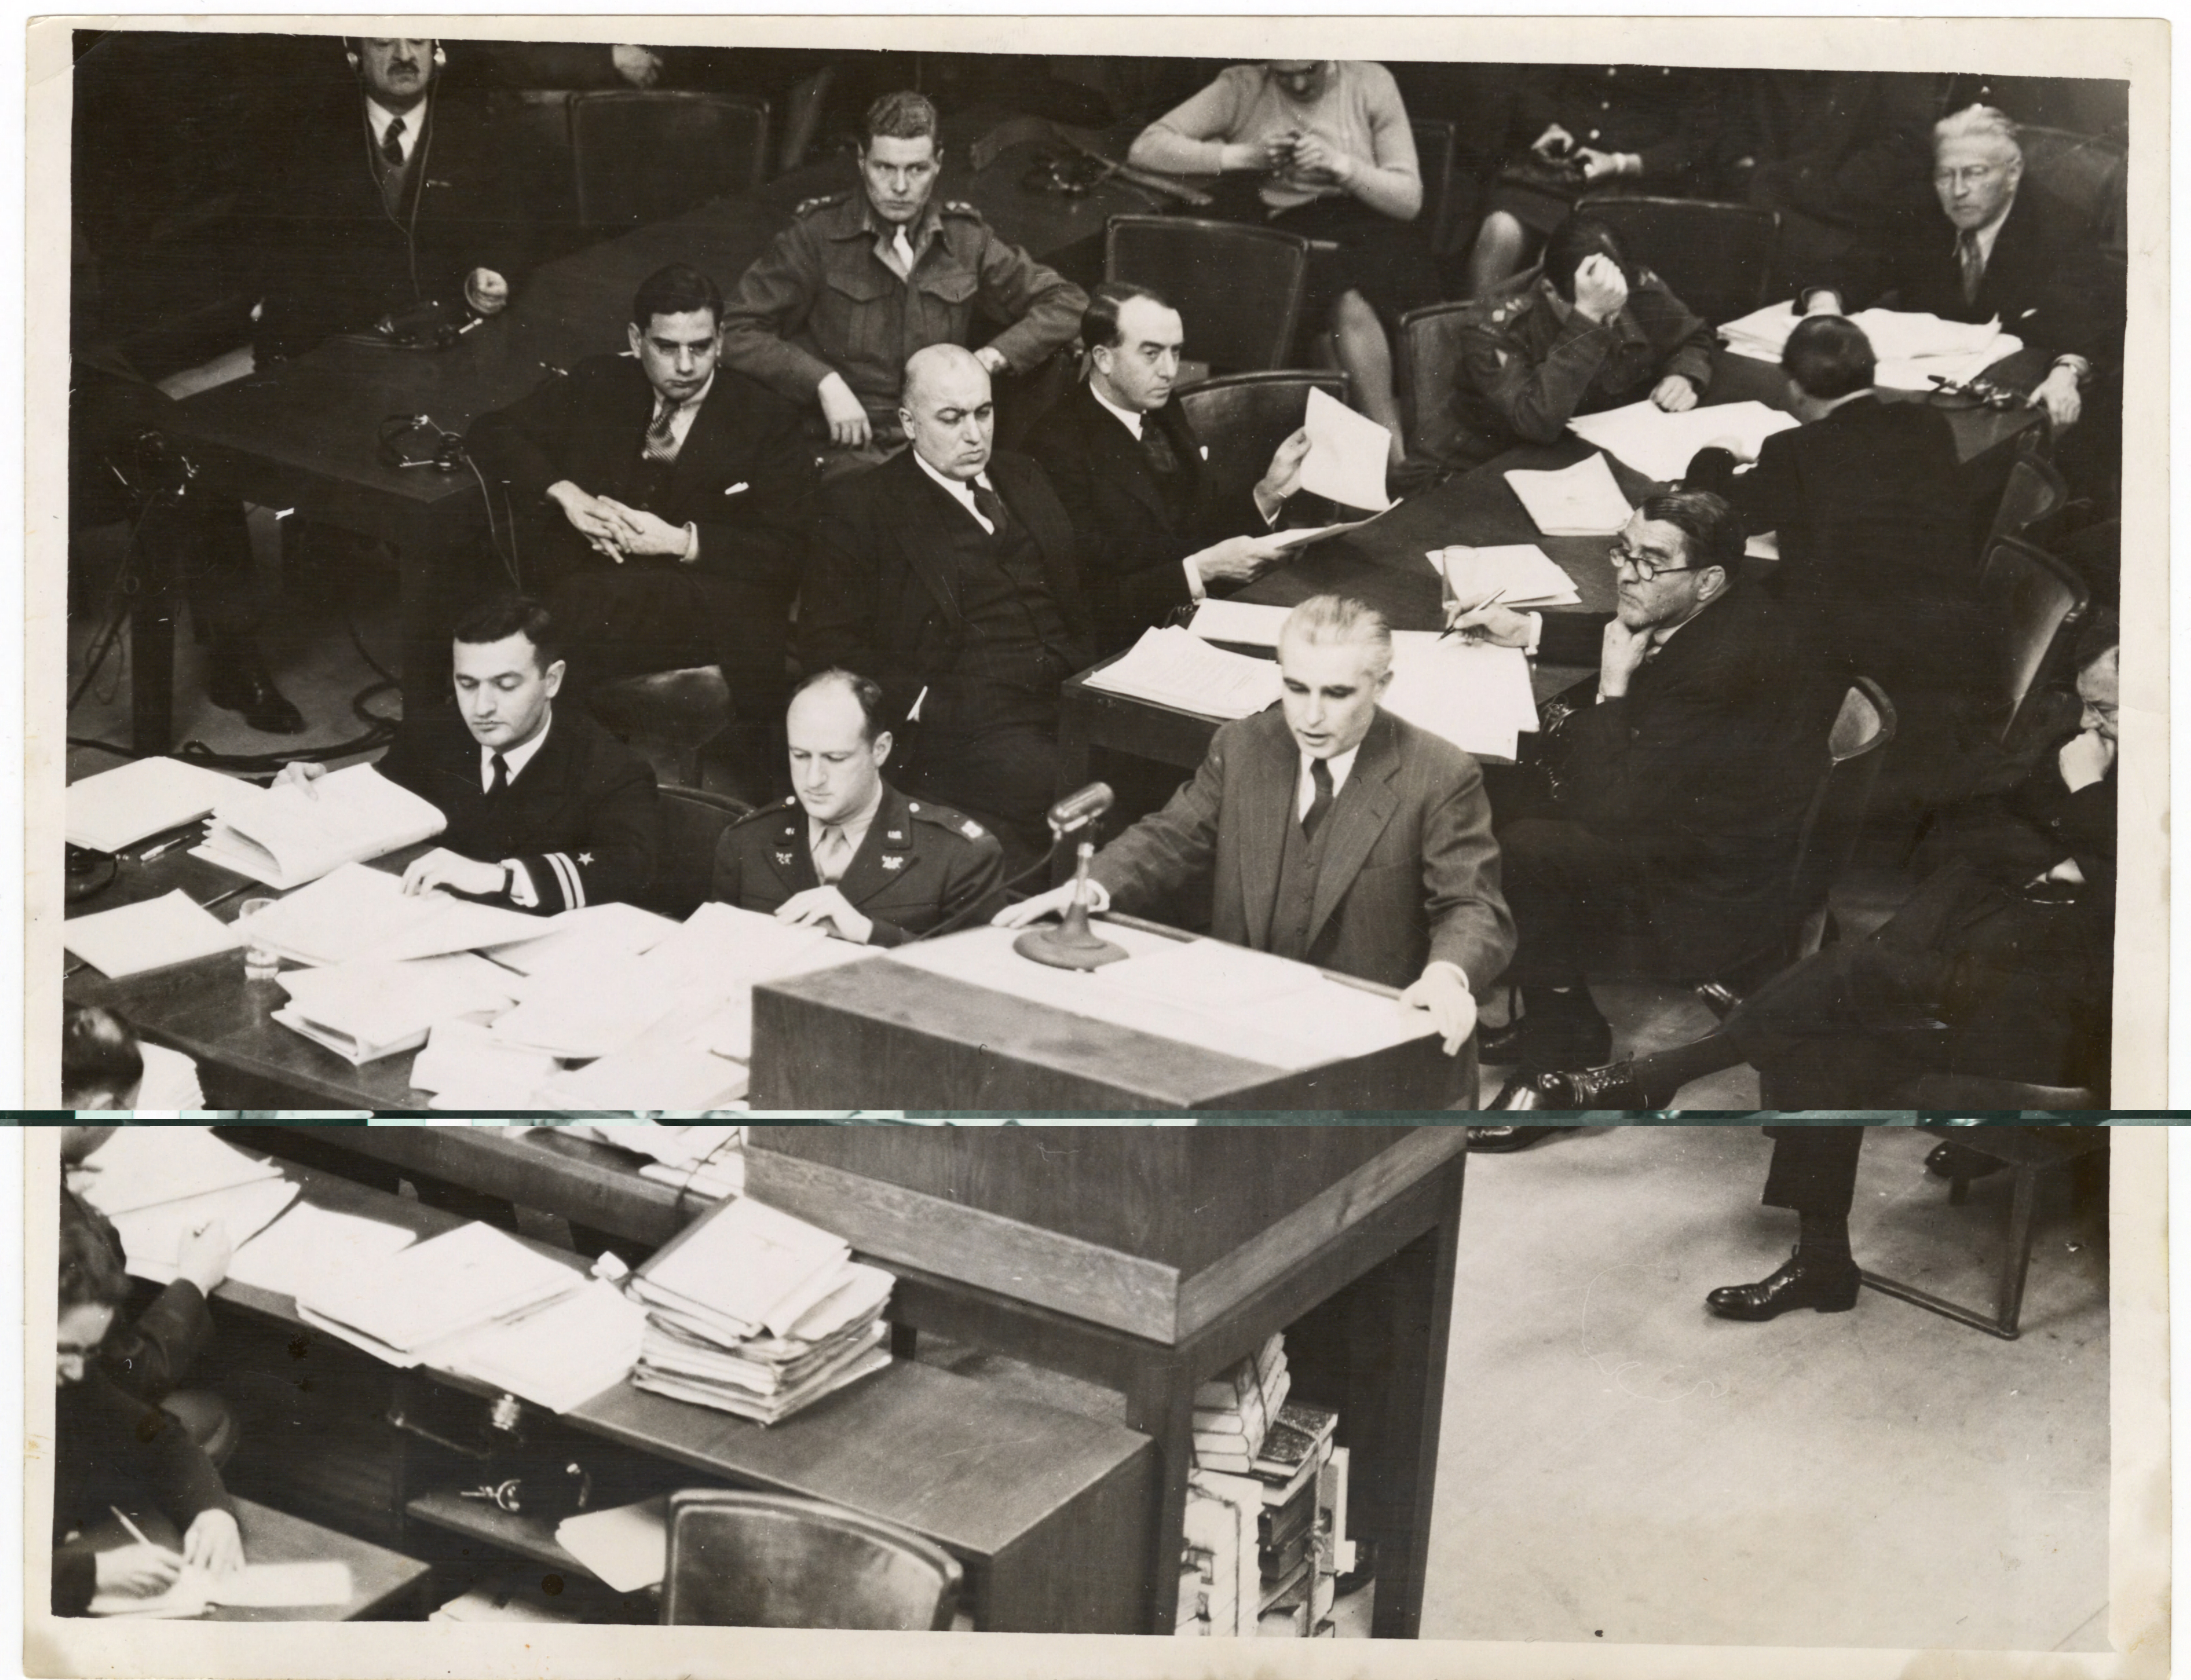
[1523, 612, 1543, 657]
[1182, 557, 1208, 601]
[502, 858, 540, 909]
[1423, 959, 1471, 992]
[1081, 879, 1112, 915]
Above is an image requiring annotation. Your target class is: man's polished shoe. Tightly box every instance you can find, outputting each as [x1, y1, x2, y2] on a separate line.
[1705, 1250, 1862, 1321]
[204, 641, 306, 735]
[1925, 1142, 2005, 1181]
[1467, 1124, 1573, 1153]
[1538, 1061, 1653, 1109]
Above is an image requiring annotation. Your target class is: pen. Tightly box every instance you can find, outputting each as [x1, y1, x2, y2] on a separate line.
[110, 1505, 153, 1548]
[1441, 587, 1511, 642]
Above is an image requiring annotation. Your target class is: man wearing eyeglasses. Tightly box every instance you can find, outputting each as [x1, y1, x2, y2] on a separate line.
[1447, 489, 1839, 1087]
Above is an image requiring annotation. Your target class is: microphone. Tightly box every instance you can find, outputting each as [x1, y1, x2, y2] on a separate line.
[1046, 782, 1114, 837]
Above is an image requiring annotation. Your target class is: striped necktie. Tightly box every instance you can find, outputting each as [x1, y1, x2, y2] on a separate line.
[643, 398, 681, 466]
[380, 116, 407, 167]
[1957, 230, 1985, 306]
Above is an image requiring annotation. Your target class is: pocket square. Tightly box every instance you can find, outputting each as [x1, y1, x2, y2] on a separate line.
[725, 482, 750, 495]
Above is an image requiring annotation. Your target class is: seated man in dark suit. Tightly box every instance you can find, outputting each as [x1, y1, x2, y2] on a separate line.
[1024, 283, 1311, 655]
[280, 595, 659, 914]
[996, 594, 1514, 1057]
[1449, 214, 1717, 467]
[1541, 611, 2119, 1110]
[467, 263, 816, 773]
[249, 36, 529, 360]
[1685, 314, 1987, 747]
[713, 668, 1006, 946]
[801, 344, 1092, 864]
[1447, 490, 1840, 1080]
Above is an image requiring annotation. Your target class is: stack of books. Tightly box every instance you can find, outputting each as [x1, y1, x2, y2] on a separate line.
[1251, 1401, 1341, 1636]
[625, 1196, 894, 1425]
[1189, 1332, 1289, 1473]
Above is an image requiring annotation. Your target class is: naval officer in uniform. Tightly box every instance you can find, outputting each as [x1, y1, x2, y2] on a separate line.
[712, 668, 1006, 946]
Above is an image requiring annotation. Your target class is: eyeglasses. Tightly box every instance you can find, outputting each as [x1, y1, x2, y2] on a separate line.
[1932, 164, 2003, 188]
[1607, 544, 1695, 582]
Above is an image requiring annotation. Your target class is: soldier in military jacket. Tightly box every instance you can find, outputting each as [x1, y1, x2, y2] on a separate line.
[711, 669, 1006, 946]
[1450, 213, 1717, 468]
[719, 89, 1085, 473]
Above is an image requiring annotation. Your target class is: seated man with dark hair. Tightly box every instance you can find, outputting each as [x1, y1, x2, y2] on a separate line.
[280, 596, 659, 914]
[467, 262, 816, 770]
[1448, 213, 1717, 467]
[1448, 489, 1840, 1082]
[1024, 282, 1311, 654]
[713, 667, 1006, 946]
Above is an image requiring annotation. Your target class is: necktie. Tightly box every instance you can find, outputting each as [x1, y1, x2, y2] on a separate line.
[1302, 757, 1335, 841]
[643, 398, 680, 465]
[1142, 422, 1180, 476]
[891, 225, 917, 276]
[815, 825, 851, 884]
[1957, 230, 1984, 305]
[381, 116, 407, 167]
[487, 752, 510, 797]
[970, 481, 1011, 536]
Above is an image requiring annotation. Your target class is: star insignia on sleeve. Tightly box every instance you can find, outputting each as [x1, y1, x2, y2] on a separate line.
[577, 853, 594, 866]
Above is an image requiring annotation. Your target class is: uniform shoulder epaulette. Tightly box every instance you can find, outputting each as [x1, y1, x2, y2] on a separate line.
[793, 190, 850, 218]
[940, 199, 985, 218]
[904, 797, 988, 843]
[728, 795, 800, 827]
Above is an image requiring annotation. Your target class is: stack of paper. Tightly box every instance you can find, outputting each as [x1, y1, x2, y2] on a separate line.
[1187, 598, 1296, 649]
[627, 1197, 893, 1425]
[409, 1018, 563, 1110]
[1380, 631, 1540, 762]
[72, 1128, 284, 1218]
[106, 1178, 301, 1287]
[67, 758, 243, 854]
[273, 953, 519, 1065]
[1566, 398, 1800, 485]
[1718, 300, 2024, 391]
[1084, 626, 1284, 720]
[1430, 543, 1581, 611]
[533, 1049, 748, 1110]
[434, 1279, 648, 1413]
[1299, 387, 1393, 512]
[555, 1497, 669, 1595]
[227, 1202, 418, 1300]
[191, 764, 447, 889]
[296, 1221, 583, 1366]
[62, 890, 241, 979]
[1503, 453, 1633, 535]
[1191, 1333, 1290, 1473]
[241, 863, 547, 968]
[480, 902, 678, 981]
[562, 1125, 747, 1198]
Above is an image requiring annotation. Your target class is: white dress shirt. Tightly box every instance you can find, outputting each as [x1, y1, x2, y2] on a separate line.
[913, 448, 1001, 533]
[1295, 743, 1361, 819]
[365, 97, 422, 163]
[649, 369, 715, 455]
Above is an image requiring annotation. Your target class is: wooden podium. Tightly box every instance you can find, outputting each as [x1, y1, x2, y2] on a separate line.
[744, 1126, 1470, 1635]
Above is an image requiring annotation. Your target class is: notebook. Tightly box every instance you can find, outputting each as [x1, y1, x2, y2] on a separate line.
[1503, 453, 1632, 536]
[191, 764, 446, 889]
[62, 890, 241, 979]
[66, 757, 243, 854]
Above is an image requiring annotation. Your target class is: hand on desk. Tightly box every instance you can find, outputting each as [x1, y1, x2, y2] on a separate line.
[1651, 374, 1699, 413]
[1444, 602, 1536, 648]
[95, 1543, 182, 1596]
[273, 761, 327, 799]
[992, 880, 1107, 928]
[178, 1219, 233, 1297]
[773, 884, 874, 945]
[2029, 363, 2083, 430]
[401, 848, 507, 900]
[1398, 966, 1477, 1056]
[183, 1509, 245, 1578]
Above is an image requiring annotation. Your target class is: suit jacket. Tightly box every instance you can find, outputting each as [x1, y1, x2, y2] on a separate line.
[800, 447, 1091, 727]
[1090, 707, 1515, 993]
[1022, 382, 1264, 655]
[247, 91, 531, 360]
[376, 705, 660, 914]
[70, 1191, 212, 1406]
[1544, 581, 1841, 975]
[467, 355, 816, 596]
[711, 781, 1006, 947]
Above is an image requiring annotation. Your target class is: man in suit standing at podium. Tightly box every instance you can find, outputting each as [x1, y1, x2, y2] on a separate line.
[997, 594, 1513, 1055]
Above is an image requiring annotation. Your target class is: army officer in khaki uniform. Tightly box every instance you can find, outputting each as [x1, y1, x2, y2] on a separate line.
[713, 668, 1006, 946]
[720, 89, 1086, 476]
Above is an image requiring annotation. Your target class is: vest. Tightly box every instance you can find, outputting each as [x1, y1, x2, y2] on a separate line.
[1267, 795, 1333, 966]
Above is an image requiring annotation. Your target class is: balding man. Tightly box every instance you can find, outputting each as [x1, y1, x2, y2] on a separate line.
[800, 344, 1091, 862]
[997, 595, 1514, 1057]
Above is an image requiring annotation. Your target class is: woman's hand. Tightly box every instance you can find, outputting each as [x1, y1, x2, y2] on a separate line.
[1286, 131, 1355, 188]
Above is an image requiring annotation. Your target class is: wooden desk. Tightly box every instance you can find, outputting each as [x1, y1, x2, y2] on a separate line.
[200, 1153, 1156, 1632]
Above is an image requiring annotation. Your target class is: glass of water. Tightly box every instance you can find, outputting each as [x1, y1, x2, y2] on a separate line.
[237, 898, 280, 981]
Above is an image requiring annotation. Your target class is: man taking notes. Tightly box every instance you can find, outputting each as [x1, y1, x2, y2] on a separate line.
[713, 669, 1006, 946]
[280, 596, 659, 913]
[996, 595, 1514, 1054]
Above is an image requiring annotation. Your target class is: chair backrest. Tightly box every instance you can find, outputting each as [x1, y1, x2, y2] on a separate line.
[1785, 677, 1897, 930]
[1173, 370, 1350, 517]
[1572, 194, 1782, 327]
[1980, 535, 2091, 745]
[661, 1489, 964, 1630]
[1410, 117, 1459, 256]
[571, 92, 771, 234]
[2016, 125, 2128, 261]
[641, 784, 752, 920]
[1983, 450, 2069, 556]
[1105, 215, 1310, 373]
[1395, 286, 1520, 466]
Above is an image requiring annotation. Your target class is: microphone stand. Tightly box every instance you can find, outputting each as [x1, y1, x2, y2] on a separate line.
[1013, 832, 1127, 970]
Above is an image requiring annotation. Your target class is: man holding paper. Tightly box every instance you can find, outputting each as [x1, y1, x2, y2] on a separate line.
[280, 596, 659, 915]
[1450, 214, 1716, 468]
[1025, 283, 1311, 654]
[996, 595, 1514, 1057]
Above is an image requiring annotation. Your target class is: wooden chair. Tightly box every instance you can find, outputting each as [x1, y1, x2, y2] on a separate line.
[1105, 216, 1311, 374]
[587, 667, 734, 790]
[570, 92, 772, 235]
[1858, 1121, 2109, 1339]
[636, 784, 752, 920]
[1172, 370, 1350, 519]
[1573, 194, 1782, 327]
[1979, 536, 2091, 746]
[1982, 441, 2069, 557]
[660, 1489, 964, 1629]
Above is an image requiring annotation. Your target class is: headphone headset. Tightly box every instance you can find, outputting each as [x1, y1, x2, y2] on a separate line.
[343, 37, 442, 305]
[378, 413, 467, 471]
[342, 37, 445, 71]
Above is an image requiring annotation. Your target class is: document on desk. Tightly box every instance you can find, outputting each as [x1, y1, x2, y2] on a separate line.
[1380, 632, 1540, 762]
[88, 1561, 355, 1617]
[1431, 543, 1581, 610]
[108, 1178, 300, 1286]
[1719, 300, 2023, 391]
[1503, 452, 1632, 535]
[1567, 398, 1800, 486]
[228, 1201, 419, 1300]
[430, 1278, 648, 1413]
[190, 764, 446, 890]
[66, 756, 243, 854]
[244, 862, 549, 968]
[1299, 387, 1393, 511]
[62, 889, 241, 979]
[1083, 625, 1284, 719]
[556, 1498, 669, 1595]
[71, 1127, 284, 1217]
[480, 901, 679, 980]
[634, 1195, 851, 1340]
[273, 952, 519, 1065]
[1187, 598, 1296, 648]
[534, 1046, 749, 1110]
[409, 1017, 563, 1109]
[299, 1219, 582, 1356]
